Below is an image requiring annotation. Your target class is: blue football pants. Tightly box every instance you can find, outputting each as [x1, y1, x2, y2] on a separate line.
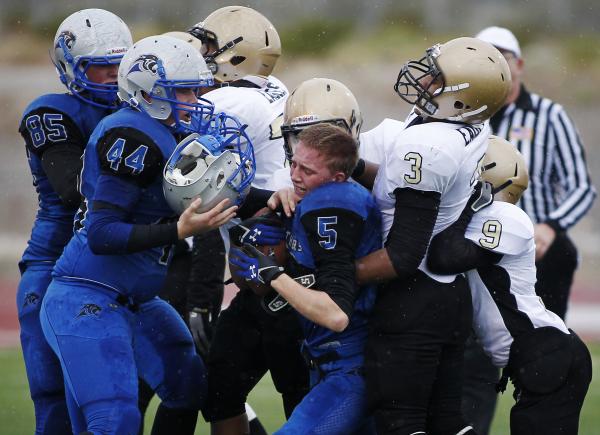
[40, 278, 206, 434]
[17, 262, 71, 435]
[275, 368, 376, 435]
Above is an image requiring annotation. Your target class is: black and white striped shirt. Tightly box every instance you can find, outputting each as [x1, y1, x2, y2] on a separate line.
[490, 86, 596, 230]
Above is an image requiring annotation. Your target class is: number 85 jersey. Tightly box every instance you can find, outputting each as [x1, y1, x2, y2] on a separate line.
[53, 107, 178, 301]
[372, 114, 490, 282]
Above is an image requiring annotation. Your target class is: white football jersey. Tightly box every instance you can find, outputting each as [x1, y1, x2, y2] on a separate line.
[465, 201, 569, 367]
[205, 75, 288, 189]
[373, 112, 490, 282]
[359, 118, 404, 165]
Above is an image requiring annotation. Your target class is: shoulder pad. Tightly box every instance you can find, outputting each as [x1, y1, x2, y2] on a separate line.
[19, 101, 85, 155]
[96, 126, 164, 187]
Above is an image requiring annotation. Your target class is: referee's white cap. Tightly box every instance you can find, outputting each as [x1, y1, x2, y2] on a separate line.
[475, 26, 521, 58]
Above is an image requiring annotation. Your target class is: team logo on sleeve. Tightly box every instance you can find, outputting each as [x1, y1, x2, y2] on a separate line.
[76, 303, 102, 318]
[128, 54, 159, 76]
[56, 31, 76, 50]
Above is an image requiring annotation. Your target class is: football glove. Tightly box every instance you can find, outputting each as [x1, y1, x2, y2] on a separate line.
[228, 213, 285, 247]
[229, 243, 285, 286]
[187, 306, 214, 360]
[468, 181, 494, 212]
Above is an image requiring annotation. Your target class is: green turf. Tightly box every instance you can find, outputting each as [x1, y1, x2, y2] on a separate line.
[1, 344, 599, 434]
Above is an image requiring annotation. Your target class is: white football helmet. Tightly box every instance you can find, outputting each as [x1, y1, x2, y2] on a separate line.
[395, 37, 511, 124]
[52, 8, 132, 108]
[188, 6, 281, 82]
[118, 35, 215, 134]
[163, 113, 256, 214]
[281, 77, 362, 162]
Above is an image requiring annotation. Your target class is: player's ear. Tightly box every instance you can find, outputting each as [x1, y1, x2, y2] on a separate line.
[333, 171, 346, 183]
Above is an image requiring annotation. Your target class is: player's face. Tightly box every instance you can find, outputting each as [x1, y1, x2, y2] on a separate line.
[418, 74, 443, 94]
[290, 141, 341, 198]
[173, 87, 199, 123]
[86, 64, 119, 85]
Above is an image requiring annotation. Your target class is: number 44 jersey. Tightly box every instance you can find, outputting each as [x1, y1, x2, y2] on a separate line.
[372, 113, 490, 283]
[53, 107, 179, 301]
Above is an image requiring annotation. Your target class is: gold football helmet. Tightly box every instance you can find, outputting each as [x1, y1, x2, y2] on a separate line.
[481, 135, 529, 204]
[162, 31, 204, 53]
[395, 37, 511, 124]
[188, 6, 281, 82]
[281, 78, 362, 162]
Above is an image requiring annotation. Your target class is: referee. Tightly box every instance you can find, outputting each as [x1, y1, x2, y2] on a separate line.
[460, 26, 597, 435]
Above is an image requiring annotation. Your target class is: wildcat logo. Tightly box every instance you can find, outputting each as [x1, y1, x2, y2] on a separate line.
[128, 54, 159, 76]
[77, 303, 102, 318]
[57, 31, 76, 50]
[22, 292, 40, 308]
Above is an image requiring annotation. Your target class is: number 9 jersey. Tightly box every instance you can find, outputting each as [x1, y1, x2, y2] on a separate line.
[53, 107, 178, 301]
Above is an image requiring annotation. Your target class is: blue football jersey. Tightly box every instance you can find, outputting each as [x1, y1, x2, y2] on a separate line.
[53, 107, 178, 301]
[286, 182, 382, 362]
[19, 93, 110, 264]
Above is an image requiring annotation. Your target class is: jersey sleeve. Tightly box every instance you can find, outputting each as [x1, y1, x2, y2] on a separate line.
[19, 107, 85, 156]
[300, 207, 364, 317]
[465, 205, 534, 256]
[95, 127, 164, 187]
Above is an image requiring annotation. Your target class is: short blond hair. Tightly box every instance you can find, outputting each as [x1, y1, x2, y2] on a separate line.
[297, 123, 358, 178]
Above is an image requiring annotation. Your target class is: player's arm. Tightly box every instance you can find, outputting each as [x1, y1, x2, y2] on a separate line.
[19, 107, 86, 208]
[356, 187, 440, 285]
[351, 158, 379, 190]
[237, 186, 275, 220]
[232, 207, 364, 332]
[88, 128, 235, 255]
[428, 187, 501, 274]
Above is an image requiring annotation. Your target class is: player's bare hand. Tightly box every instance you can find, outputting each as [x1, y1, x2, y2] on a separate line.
[177, 198, 237, 239]
[267, 188, 299, 217]
[534, 223, 556, 261]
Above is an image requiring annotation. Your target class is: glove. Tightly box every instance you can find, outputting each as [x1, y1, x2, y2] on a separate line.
[229, 213, 285, 247]
[187, 307, 214, 360]
[468, 181, 494, 212]
[229, 243, 285, 286]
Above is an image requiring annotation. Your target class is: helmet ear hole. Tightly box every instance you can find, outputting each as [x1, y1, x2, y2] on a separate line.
[230, 56, 246, 66]
[454, 101, 464, 109]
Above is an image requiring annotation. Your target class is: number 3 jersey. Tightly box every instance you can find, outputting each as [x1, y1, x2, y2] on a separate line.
[285, 182, 382, 366]
[53, 107, 178, 301]
[464, 201, 569, 367]
[372, 113, 490, 282]
[19, 93, 110, 264]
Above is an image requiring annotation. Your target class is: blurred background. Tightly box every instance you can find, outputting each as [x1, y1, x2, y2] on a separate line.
[0, 0, 599, 432]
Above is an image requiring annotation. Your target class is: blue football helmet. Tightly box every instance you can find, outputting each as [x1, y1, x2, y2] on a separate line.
[118, 35, 215, 134]
[52, 9, 133, 108]
[163, 112, 255, 214]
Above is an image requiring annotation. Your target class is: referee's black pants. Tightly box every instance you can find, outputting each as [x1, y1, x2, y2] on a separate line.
[535, 231, 578, 319]
[365, 271, 474, 435]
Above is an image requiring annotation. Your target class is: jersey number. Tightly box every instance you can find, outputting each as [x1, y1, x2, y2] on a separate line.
[404, 152, 422, 184]
[106, 138, 148, 174]
[25, 113, 67, 147]
[479, 220, 502, 249]
[317, 216, 338, 250]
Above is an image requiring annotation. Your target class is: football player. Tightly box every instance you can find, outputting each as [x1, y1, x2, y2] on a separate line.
[39, 35, 240, 434]
[354, 37, 511, 434]
[230, 123, 382, 434]
[17, 9, 132, 434]
[172, 8, 310, 435]
[427, 136, 592, 435]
